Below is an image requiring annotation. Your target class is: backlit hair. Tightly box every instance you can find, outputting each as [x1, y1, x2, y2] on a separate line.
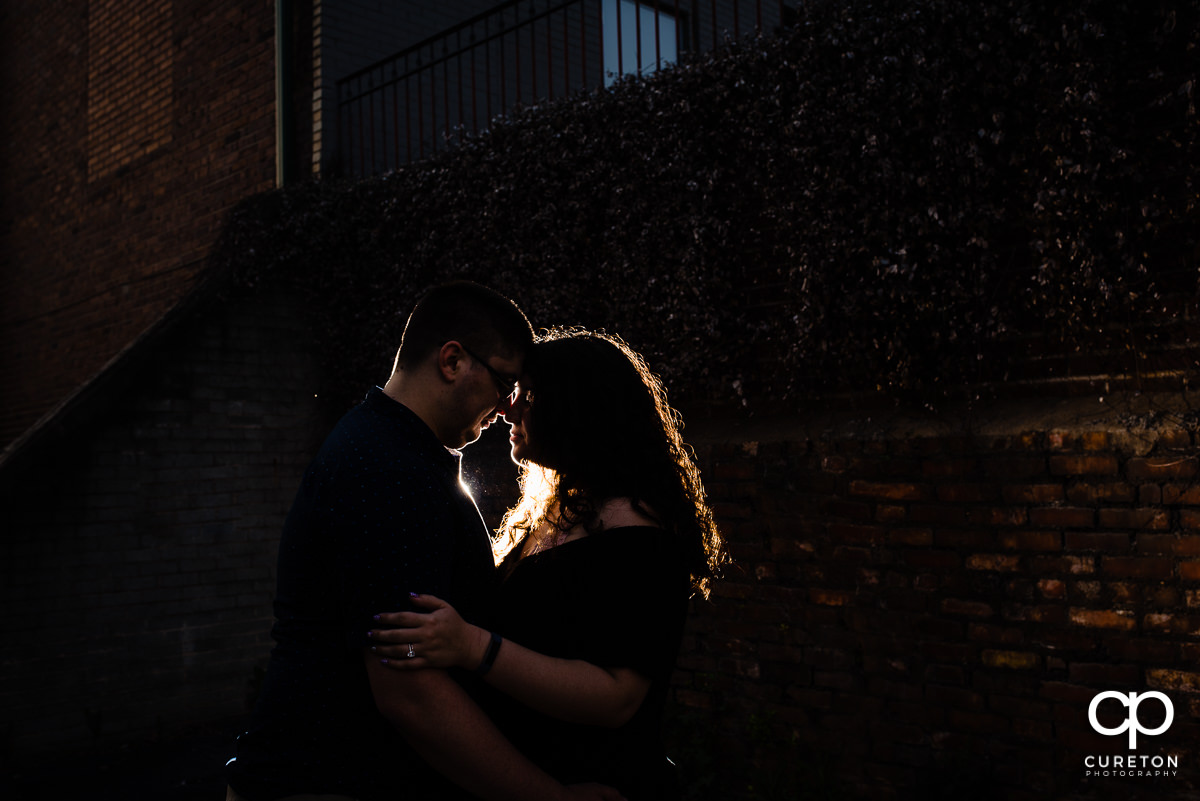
[496, 328, 727, 598]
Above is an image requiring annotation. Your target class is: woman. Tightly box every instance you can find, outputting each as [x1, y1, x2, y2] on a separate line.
[370, 328, 727, 799]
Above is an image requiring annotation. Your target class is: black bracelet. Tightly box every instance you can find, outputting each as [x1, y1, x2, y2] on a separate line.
[475, 631, 503, 675]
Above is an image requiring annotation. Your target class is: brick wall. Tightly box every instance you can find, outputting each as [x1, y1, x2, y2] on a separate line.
[0, 0, 280, 449]
[674, 407, 1200, 799]
[0, 291, 321, 754]
[4, 275, 1199, 801]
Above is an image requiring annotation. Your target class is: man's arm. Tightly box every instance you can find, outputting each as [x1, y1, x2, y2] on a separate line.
[363, 654, 622, 801]
[371, 605, 650, 727]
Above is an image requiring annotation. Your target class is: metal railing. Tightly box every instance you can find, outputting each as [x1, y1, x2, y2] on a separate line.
[336, 0, 794, 177]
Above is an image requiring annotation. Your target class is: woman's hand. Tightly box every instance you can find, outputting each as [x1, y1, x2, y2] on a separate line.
[370, 594, 490, 670]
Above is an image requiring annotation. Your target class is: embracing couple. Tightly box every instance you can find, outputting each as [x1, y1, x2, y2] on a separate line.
[226, 281, 726, 801]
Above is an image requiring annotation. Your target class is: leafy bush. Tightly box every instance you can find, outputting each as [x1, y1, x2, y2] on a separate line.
[215, 0, 1199, 414]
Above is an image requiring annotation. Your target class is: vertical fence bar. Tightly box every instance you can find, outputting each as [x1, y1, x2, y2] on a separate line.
[616, 0, 624, 78]
[635, 0, 643, 74]
[356, 85, 366, 176]
[370, 81, 378, 173]
[547, 2, 555, 99]
[576, 0, 585, 89]
[529, 2, 537, 100]
[416, 58, 424, 159]
[405, 60, 412, 164]
[514, 7, 522, 104]
[653, 0, 661, 70]
[757, 0, 762, 33]
[562, 4, 570, 94]
[471, 27, 479, 134]
[391, 75, 400, 170]
[676, 0, 682, 56]
[455, 31, 464, 141]
[501, 13, 508, 111]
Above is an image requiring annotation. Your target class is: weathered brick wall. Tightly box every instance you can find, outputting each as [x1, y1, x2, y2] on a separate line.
[0, 0, 279, 449]
[674, 408, 1200, 799]
[0, 291, 321, 754]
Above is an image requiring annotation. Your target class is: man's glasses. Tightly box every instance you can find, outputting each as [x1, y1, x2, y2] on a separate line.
[458, 343, 519, 404]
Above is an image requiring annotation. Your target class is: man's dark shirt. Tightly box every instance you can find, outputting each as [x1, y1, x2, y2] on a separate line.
[227, 387, 497, 801]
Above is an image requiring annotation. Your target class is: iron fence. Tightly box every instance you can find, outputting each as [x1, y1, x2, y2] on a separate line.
[336, 0, 794, 177]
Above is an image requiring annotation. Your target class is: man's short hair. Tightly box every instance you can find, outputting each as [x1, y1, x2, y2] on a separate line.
[395, 281, 533, 370]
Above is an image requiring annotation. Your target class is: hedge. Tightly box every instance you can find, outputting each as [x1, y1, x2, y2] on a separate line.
[214, 0, 1199, 415]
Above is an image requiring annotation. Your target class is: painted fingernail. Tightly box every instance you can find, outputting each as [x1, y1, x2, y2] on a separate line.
[409, 592, 419, 598]
[380, 658, 388, 665]
[373, 614, 381, 620]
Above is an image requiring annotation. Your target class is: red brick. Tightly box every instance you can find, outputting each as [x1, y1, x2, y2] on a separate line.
[1101, 556, 1175, 580]
[1162, 484, 1200, 504]
[1065, 482, 1136, 504]
[987, 507, 1028, 526]
[888, 528, 933, 547]
[998, 531, 1062, 551]
[1143, 613, 1198, 635]
[830, 523, 888, 545]
[922, 457, 978, 478]
[1147, 669, 1200, 692]
[1063, 531, 1130, 552]
[941, 598, 995, 618]
[1097, 508, 1170, 530]
[1049, 453, 1119, 476]
[908, 505, 968, 525]
[1069, 608, 1136, 630]
[809, 589, 854, 607]
[1138, 534, 1200, 556]
[711, 461, 755, 481]
[1068, 662, 1141, 686]
[982, 455, 1047, 478]
[967, 554, 1022, 572]
[1003, 484, 1063, 504]
[1031, 554, 1095, 575]
[1037, 579, 1066, 599]
[982, 649, 1041, 670]
[848, 480, 931, 501]
[904, 550, 962, 571]
[1139, 484, 1163, 504]
[968, 623, 1024, 645]
[1105, 638, 1178, 663]
[1182, 561, 1200, 581]
[1127, 456, 1199, 482]
[937, 484, 998, 503]
[1029, 507, 1095, 528]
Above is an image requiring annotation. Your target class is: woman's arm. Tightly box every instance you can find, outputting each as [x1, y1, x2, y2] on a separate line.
[370, 595, 650, 728]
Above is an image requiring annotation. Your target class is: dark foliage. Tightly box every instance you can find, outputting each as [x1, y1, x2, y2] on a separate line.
[214, 0, 1199, 414]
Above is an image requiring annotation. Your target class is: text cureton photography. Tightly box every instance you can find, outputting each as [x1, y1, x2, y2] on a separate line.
[1084, 690, 1182, 780]
[1083, 754, 1179, 779]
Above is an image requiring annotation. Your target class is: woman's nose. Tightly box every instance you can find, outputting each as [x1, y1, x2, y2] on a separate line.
[502, 401, 521, 423]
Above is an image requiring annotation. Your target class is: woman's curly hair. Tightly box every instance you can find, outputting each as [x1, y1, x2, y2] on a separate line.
[496, 328, 728, 597]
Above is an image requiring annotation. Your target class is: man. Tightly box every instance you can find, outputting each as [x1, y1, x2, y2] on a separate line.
[227, 282, 621, 801]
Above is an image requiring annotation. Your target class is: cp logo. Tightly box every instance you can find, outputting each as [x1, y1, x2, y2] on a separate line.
[1088, 691, 1174, 749]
